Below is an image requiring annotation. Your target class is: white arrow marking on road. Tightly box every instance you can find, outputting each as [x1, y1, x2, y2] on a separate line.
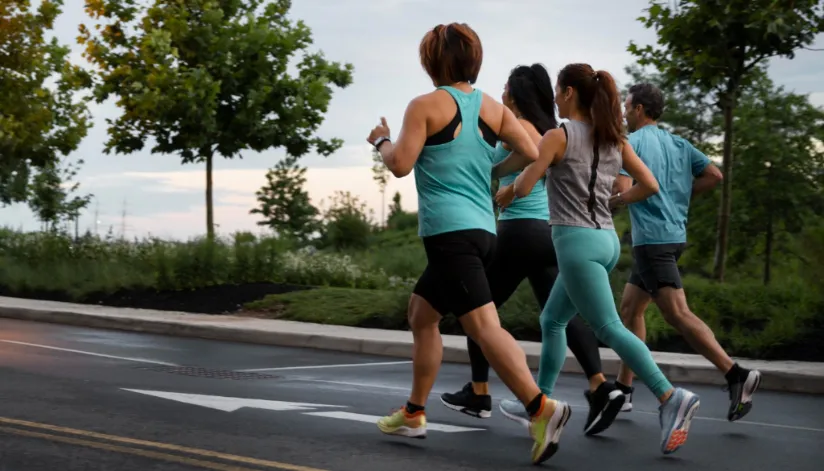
[304, 411, 485, 433]
[122, 389, 344, 412]
[122, 389, 485, 433]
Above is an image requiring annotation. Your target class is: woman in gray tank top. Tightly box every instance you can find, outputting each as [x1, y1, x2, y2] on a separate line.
[505, 63, 703, 456]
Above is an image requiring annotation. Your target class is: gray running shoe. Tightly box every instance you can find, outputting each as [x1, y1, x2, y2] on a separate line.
[658, 387, 701, 455]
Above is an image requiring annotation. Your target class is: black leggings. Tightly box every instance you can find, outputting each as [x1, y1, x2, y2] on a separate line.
[467, 219, 603, 382]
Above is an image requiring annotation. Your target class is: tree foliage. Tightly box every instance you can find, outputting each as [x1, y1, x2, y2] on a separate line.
[78, 0, 354, 237]
[27, 157, 93, 232]
[628, 0, 824, 281]
[250, 157, 319, 243]
[0, 0, 92, 204]
[728, 72, 824, 284]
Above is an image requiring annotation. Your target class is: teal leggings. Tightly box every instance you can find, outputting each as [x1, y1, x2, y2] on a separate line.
[537, 225, 673, 398]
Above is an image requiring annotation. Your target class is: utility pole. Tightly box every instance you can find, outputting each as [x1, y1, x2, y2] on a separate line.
[120, 198, 127, 239]
[94, 199, 100, 236]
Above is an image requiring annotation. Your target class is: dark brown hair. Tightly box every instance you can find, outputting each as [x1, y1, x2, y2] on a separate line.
[419, 23, 483, 86]
[628, 83, 665, 120]
[557, 63, 624, 149]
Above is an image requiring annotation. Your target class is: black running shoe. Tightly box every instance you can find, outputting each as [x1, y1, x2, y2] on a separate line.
[440, 382, 492, 419]
[583, 382, 625, 436]
[726, 367, 762, 422]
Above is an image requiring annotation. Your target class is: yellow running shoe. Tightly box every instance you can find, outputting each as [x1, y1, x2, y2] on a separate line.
[377, 407, 427, 439]
[529, 396, 571, 465]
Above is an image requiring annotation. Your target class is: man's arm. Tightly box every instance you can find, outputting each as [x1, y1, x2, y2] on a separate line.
[688, 143, 722, 197]
[692, 163, 723, 197]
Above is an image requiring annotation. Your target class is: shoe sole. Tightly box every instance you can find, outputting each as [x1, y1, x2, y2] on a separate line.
[440, 396, 492, 419]
[584, 390, 625, 436]
[377, 423, 427, 439]
[728, 371, 762, 422]
[532, 402, 572, 465]
[661, 393, 700, 455]
[499, 403, 531, 429]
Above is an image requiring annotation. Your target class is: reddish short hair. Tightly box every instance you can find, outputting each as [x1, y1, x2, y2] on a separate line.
[419, 23, 483, 86]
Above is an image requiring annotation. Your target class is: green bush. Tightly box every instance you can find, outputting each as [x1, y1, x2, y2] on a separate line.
[0, 228, 394, 297]
[244, 275, 822, 361]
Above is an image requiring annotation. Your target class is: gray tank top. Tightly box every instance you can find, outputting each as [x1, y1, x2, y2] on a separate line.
[547, 119, 622, 230]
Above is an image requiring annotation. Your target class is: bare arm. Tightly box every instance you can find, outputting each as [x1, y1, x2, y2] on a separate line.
[692, 163, 723, 197]
[514, 127, 566, 198]
[492, 107, 539, 179]
[369, 98, 428, 178]
[613, 174, 632, 195]
[610, 139, 659, 207]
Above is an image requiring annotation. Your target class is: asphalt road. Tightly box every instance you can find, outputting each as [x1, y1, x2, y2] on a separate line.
[0, 318, 821, 471]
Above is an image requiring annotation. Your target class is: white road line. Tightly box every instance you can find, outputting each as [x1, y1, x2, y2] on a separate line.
[303, 411, 484, 433]
[626, 408, 824, 433]
[0, 340, 178, 366]
[294, 378, 450, 395]
[238, 360, 412, 372]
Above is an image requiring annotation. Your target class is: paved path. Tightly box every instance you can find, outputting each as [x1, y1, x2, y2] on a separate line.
[0, 318, 821, 470]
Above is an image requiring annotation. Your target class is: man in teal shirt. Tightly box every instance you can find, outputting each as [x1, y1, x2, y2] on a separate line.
[612, 83, 761, 423]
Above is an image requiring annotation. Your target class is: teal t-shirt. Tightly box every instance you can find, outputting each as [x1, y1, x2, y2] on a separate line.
[494, 142, 550, 221]
[414, 86, 498, 237]
[620, 125, 711, 246]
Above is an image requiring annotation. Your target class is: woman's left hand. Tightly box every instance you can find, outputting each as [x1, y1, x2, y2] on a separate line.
[495, 184, 516, 209]
[367, 117, 391, 145]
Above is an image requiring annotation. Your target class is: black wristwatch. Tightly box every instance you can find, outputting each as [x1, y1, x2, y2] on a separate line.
[373, 136, 391, 150]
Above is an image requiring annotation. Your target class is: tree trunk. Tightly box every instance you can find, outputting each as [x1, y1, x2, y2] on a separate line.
[205, 153, 214, 239]
[713, 101, 735, 282]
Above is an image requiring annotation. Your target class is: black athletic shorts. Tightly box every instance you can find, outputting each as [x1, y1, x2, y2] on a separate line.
[627, 243, 686, 297]
[412, 229, 497, 317]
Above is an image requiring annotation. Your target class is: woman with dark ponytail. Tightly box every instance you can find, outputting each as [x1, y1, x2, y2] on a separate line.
[440, 63, 622, 438]
[503, 63, 702, 457]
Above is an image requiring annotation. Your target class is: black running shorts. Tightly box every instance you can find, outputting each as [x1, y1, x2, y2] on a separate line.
[627, 243, 687, 297]
[412, 229, 496, 317]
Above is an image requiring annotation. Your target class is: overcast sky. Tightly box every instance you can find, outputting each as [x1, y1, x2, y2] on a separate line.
[3, 0, 822, 240]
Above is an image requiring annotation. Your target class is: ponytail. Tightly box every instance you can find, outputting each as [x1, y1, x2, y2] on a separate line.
[589, 70, 624, 149]
[557, 64, 625, 149]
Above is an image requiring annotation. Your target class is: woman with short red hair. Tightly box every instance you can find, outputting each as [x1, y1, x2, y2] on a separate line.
[366, 23, 571, 465]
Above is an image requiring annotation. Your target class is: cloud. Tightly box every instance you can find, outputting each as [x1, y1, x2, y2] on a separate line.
[113, 165, 420, 239]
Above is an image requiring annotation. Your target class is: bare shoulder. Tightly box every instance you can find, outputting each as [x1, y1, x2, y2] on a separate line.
[544, 127, 567, 143]
[479, 91, 506, 131]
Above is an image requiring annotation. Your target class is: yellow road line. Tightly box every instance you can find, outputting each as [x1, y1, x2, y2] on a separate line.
[0, 417, 327, 471]
[0, 426, 257, 471]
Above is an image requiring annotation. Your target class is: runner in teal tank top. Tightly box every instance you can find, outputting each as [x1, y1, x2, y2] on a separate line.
[366, 23, 572, 465]
[413, 85, 497, 237]
[494, 141, 549, 221]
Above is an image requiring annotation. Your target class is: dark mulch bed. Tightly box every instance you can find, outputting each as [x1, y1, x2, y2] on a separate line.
[0, 282, 315, 315]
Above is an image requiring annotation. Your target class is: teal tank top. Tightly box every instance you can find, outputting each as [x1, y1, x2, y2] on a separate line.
[493, 142, 550, 221]
[414, 86, 498, 237]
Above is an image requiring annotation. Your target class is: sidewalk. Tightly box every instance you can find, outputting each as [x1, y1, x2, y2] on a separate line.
[0, 295, 822, 394]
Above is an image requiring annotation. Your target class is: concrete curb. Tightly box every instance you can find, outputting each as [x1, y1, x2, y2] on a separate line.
[0, 296, 822, 394]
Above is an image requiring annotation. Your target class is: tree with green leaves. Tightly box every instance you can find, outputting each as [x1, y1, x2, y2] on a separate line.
[371, 149, 390, 228]
[726, 71, 824, 284]
[27, 157, 93, 234]
[0, 0, 92, 204]
[250, 157, 319, 242]
[78, 0, 354, 238]
[320, 190, 373, 250]
[628, 0, 824, 281]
